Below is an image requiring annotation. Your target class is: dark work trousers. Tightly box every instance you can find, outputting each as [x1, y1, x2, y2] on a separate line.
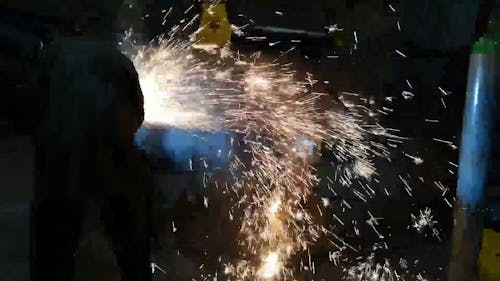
[30, 197, 152, 281]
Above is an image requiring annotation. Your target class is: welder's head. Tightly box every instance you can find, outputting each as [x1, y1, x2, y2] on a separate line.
[73, 0, 124, 36]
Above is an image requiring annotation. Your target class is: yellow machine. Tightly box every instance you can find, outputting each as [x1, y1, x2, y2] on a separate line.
[478, 228, 500, 281]
[196, 1, 231, 46]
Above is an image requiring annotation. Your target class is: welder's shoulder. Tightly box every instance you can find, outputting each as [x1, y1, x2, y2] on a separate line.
[42, 37, 89, 58]
[45, 38, 127, 61]
[44, 37, 139, 88]
[108, 49, 140, 81]
[46, 38, 139, 80]
[83, 40, 140, 80]
[108, 46, 136, 70]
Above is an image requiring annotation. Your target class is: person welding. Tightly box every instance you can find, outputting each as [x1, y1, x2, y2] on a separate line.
[30, 1, 153, 281]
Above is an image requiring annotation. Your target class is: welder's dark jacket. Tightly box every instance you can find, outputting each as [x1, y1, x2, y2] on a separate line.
[35, 37, 150, 200]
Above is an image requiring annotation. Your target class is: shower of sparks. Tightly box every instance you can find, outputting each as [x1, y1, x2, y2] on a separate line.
[411, 208, 441, 240]
[123, 34, 222, 131]
[121, 16, 399, 280]
[221, 61, 328, 280]
[346, 255, 402, 281]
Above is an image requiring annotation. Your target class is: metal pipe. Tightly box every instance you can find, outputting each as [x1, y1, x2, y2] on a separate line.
[457, 39, 495, 208]
[449, 37, 495, 281]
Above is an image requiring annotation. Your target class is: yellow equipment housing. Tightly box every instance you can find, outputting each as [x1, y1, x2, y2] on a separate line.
[196, 2, 231, 46]
[478, 228, 500, 281]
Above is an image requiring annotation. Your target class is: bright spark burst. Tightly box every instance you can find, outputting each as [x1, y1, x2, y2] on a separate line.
[257, 252, 281, 279]
[124, 34, 223, 131]
[346, 255, 402, 281]
[122, 20, 395, 280]
[411, 208, 440, 240]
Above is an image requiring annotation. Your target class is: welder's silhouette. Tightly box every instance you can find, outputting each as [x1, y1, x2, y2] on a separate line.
[30, 3, 153, 281]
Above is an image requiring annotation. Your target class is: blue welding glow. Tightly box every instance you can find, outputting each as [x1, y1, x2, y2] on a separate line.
[135, 125, 230, 171]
